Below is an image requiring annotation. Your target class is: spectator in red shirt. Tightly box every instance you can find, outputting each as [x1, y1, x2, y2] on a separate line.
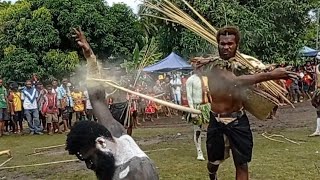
[42, 85, 59, 135]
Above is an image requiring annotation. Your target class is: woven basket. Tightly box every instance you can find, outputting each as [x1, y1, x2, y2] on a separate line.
[243, 89, 278, 120]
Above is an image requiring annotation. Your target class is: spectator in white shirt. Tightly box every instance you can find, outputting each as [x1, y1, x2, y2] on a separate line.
[170, 74, 182, 105]
[21, 80, 42, 135]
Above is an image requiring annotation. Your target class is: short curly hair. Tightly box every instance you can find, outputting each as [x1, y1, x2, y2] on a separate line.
[66, 121, 113, 155]
[216, 26, 240, 45]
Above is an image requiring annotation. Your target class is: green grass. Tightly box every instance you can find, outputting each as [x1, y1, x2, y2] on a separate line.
[0, 127, 319, 180]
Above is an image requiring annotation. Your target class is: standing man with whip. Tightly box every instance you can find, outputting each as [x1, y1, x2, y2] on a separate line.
[192, 26, 298, 180]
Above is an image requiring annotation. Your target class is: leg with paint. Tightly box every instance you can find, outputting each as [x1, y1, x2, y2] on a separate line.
[309, 111, 320, 137]
[207, 162, 219, 180]
[193, 125, 205, 161]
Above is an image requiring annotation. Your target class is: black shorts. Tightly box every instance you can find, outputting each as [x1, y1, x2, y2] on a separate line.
[206, 112, 253, 165]
[109, 102, 128, 126]
[13, 111, 23, 122]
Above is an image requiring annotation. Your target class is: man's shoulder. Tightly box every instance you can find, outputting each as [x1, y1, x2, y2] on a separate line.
[186, 74, 198, 81]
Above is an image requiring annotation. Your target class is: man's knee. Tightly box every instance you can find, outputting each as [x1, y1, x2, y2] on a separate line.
[235, 163, 248, 172]
[207, 162, 219, 173]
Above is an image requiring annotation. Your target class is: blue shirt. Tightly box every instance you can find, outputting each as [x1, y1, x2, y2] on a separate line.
[57, 85, 74, 107]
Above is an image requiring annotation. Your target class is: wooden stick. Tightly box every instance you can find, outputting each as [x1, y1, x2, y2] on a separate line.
[144, 148, 178, 153]
[88, 78, 202, 114]
[27, 152, 45, 156]
[34, 144, 65, 153]
[0, 159, 79, 170]
[0, 150, 11, 157]
[0, 157, 13, 167]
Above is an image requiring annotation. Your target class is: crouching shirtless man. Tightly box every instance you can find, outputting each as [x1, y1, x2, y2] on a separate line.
[195, 27, 297, 180]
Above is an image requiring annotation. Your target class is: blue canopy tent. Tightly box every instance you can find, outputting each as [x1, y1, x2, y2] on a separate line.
[143, 52, 192, 72]
[300, 46, 319, 57]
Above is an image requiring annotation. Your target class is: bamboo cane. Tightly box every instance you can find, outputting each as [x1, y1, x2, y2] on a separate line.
[144, 148, 178, 153]
[143, 0, 292, 106]
[0, 159, 79, 170]
[33, 144, 65, 153]
[0, 157, 13, 167]
[0, 150, 11, 157]
[87, 78, 202, 114]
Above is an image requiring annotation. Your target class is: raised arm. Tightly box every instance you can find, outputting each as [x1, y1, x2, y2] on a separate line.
[72, 27, 100, 78]
[72, 27, 125, 137]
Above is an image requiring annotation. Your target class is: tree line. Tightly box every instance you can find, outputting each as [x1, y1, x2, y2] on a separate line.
[0, 0, 319, 81]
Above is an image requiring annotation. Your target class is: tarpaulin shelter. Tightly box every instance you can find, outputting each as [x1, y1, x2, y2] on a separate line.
[143, 52, 192, 72]
[300, 46, 319, 57]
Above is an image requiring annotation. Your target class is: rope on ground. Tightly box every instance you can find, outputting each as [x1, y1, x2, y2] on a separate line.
[144, 148, 178, 153]
[261, 132, 301, 145]
[261, 132, 285, 143]
[0, 159, 79, 170]
[0, 157, 13, 167]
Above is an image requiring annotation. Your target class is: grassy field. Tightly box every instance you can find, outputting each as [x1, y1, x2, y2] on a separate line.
[0, 126, 319, 180]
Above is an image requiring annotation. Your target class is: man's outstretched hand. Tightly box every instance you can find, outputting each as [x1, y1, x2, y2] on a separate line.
[72, 27, 92, 57]
[269, 67, 298, 80]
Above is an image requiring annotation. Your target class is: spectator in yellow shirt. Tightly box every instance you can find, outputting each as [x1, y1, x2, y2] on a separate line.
[8, 82, 23, 134]
[71, 86, 85, 122]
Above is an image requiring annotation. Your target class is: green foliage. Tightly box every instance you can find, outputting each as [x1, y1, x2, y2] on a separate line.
[0, 0, 143, 82]
[42, 50, 79, 81]
[143, 0, 317, 64]
[120, 36, 162, 73]
[0, 45, 42, 82]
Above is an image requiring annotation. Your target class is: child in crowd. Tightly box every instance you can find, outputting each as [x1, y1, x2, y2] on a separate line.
[42, 85, 59, 135]
[71, 86, 85, 121]
[8, 83, 23, 134]
[145, 90, 156, 122]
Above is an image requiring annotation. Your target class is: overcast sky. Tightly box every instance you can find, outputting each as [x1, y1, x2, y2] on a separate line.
[106, 0, 141, 13]
[1, 0, 141, 13]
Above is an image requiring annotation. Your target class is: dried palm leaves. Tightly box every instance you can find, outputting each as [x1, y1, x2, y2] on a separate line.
[142, 0, 293, 107]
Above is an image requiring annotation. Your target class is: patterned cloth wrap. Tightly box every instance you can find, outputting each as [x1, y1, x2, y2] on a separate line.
[186, 103, 211, 126]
